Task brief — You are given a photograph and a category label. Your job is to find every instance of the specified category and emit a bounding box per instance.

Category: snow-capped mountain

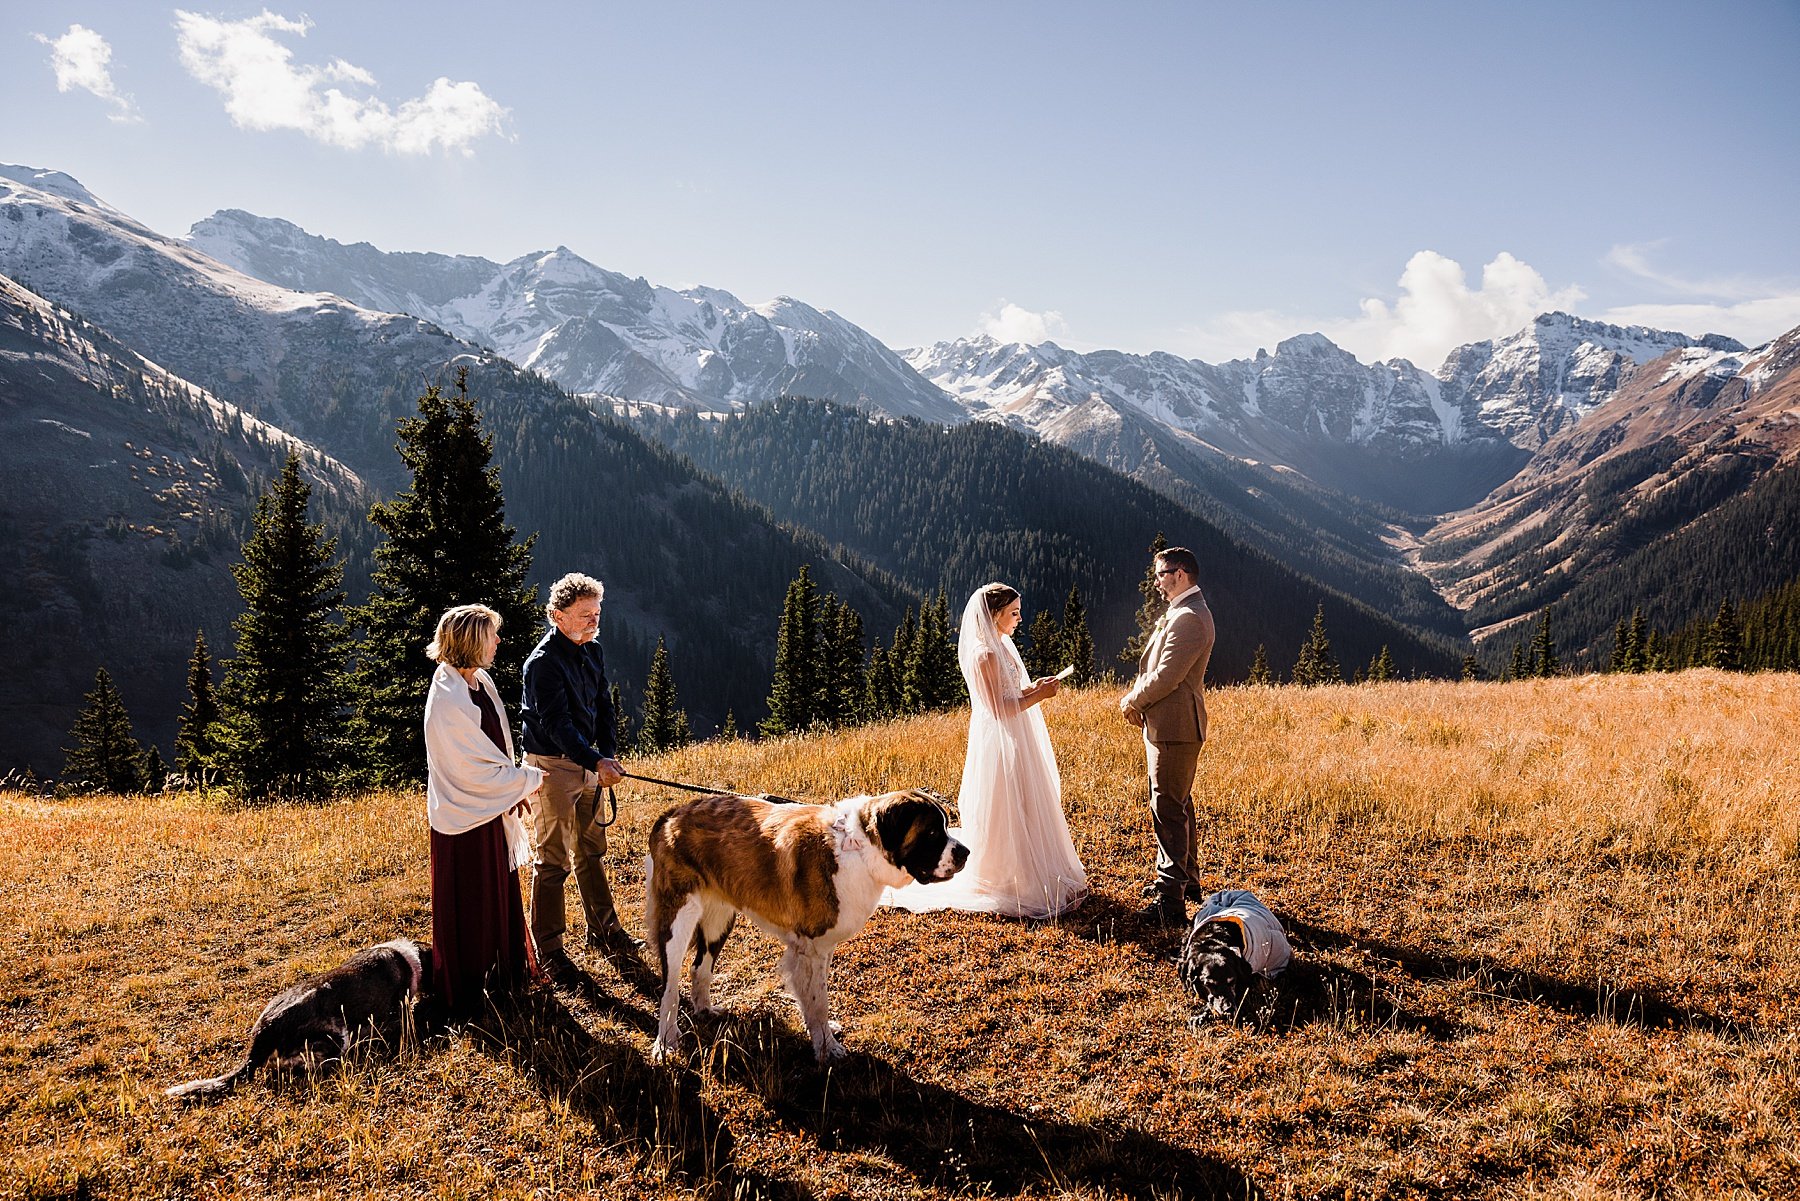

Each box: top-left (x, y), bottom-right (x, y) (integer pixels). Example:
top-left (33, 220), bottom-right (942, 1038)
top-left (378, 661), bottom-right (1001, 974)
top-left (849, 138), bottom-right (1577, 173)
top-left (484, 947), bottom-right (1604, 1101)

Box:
top-left (186, 209), bottom-right (964, 422)
top-left (1436, 312), bottom-right (1747, 449)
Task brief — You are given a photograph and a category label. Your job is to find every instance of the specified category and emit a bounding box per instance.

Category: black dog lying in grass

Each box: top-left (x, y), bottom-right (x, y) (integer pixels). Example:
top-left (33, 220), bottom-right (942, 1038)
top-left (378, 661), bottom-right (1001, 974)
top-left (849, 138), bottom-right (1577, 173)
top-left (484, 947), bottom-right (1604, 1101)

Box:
top-left (1177, 891), bottom-right (1293, 1025)
top-left (165, 938), bottom-right (429, 1101)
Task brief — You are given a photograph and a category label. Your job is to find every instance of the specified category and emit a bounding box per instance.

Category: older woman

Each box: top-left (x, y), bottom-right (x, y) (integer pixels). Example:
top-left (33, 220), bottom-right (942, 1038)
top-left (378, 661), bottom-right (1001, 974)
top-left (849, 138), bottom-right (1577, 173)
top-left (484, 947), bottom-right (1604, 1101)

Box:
top-left (423, 604), bottom-right (544, 1018)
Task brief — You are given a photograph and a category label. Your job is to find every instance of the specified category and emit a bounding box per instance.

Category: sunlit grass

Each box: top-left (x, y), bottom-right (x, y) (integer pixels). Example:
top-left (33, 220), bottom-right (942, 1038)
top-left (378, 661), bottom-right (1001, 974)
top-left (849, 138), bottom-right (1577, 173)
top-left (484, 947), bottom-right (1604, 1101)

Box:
top-left (3, 669), bottom-right (1797, 1198)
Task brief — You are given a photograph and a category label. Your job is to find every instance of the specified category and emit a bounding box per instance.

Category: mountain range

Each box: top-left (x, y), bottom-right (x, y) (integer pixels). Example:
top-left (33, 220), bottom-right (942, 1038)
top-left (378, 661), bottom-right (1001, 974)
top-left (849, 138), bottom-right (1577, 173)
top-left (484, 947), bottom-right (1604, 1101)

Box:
top-left (3, 162), bottom-right (1795, 772)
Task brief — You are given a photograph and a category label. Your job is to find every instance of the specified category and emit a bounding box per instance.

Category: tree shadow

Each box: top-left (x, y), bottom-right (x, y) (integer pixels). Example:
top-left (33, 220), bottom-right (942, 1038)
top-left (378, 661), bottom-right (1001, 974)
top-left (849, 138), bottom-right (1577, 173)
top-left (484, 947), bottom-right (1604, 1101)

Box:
top-left (1284, 914), bottom-right (1749, 1036)
top-left (458, 982), bottom-right (816, 1201)
top-left (692, 1012), bottom-right (1263, 1200)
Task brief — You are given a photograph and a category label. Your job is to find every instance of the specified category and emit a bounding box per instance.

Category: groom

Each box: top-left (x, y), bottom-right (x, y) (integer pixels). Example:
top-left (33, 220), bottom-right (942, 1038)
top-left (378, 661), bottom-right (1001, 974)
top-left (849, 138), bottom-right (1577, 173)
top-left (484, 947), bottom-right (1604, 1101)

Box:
top-left (1118, 546), bottom-right (1215, 926)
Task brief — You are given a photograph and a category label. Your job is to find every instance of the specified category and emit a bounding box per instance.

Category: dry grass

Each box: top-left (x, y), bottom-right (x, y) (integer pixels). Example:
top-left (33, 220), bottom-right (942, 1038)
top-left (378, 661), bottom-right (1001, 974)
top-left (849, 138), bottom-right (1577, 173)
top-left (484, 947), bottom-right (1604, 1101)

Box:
top-left (4, 670), bottom-right (1798, 1199)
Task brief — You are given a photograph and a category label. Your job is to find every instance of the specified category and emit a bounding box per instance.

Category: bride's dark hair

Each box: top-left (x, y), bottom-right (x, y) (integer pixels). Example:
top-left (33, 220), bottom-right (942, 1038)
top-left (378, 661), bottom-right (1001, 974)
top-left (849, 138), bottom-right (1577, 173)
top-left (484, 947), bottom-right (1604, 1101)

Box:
top-left (980, 583), bottom-right (1020, 614)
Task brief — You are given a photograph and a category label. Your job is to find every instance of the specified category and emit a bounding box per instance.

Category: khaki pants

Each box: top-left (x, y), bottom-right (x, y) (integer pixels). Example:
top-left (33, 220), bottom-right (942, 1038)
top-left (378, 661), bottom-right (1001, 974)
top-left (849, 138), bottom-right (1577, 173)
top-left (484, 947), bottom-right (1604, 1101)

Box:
top-left (1146, 736), bottom-right (1201, 902)
top-left (525, 753), bottom-right (623, 953)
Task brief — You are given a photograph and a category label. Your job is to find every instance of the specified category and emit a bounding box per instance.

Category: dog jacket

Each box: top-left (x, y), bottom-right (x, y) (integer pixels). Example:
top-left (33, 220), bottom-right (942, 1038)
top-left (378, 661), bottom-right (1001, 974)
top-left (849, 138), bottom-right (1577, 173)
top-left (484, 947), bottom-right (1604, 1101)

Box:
top-left (1192, 890), bottom-right (1291, 977)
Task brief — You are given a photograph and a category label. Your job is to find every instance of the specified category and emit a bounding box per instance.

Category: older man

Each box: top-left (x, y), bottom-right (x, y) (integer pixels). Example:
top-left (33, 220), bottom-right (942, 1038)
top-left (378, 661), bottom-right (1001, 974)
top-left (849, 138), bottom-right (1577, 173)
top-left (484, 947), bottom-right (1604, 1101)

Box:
top-left (520, 572), bottom-right (640, 971)
top-left (1119, 546), bottom-right (1216, 926)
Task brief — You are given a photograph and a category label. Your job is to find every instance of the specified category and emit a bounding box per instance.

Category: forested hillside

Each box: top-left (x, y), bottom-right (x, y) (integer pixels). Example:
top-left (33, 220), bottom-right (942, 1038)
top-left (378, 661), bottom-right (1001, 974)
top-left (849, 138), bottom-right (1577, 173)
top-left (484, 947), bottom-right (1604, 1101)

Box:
top-left (639, 398), bottom-right (1466, 681)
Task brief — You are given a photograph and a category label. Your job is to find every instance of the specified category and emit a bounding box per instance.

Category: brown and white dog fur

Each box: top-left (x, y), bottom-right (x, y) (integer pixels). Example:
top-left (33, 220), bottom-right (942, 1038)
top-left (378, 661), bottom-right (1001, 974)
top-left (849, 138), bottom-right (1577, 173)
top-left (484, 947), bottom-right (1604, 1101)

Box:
top-left (645, 789), bottom-right (966, 1063)
top-left (165, 938), bottom-right (429, 1100)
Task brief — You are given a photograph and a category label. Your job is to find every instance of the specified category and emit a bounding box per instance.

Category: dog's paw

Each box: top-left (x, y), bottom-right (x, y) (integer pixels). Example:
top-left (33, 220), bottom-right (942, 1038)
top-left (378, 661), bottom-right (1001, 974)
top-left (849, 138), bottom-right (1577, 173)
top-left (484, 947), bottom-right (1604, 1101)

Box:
top-left (650, 1036), bottom-right (683, 1065)
top-left (815, 1035), bottom-right (850, 1063)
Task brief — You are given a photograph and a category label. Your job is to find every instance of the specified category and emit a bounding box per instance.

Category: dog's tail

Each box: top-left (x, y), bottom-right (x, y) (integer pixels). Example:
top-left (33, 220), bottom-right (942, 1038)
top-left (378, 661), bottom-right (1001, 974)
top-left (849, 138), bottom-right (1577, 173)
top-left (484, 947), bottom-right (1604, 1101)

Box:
top-left (164, 1056), bottom-right (254, 1101)
top-left (164, 1008), bottom-right (285, 1102)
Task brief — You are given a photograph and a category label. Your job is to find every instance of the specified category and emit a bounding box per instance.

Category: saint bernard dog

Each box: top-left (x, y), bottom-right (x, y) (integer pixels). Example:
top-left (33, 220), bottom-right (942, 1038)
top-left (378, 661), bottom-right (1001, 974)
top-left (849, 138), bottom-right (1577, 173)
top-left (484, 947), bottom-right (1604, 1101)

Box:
top-left (165, 938), bottom-right (429, 1101)
top-left (645, 789), bottom-right (966, 1063)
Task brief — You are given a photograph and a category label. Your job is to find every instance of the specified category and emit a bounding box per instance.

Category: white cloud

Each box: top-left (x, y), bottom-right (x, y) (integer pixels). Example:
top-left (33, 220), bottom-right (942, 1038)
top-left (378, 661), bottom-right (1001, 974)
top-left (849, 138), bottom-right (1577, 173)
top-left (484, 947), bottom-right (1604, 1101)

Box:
top-left (35, 24), bottom-right (139, 122)
top-left (1182, 251), bottom-right (1586, 370)
top-left (173, 10), bottom-right (507, 155)
top-left (1598, 298), bottom-right (1800, 351)
top-left (978, 301), bottom-right (1068, 346)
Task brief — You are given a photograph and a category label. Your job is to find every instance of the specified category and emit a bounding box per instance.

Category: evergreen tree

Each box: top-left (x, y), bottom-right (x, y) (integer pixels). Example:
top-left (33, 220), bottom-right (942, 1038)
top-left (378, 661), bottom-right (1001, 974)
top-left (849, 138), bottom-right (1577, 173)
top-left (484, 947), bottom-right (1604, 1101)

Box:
top-left (142, 745), bottom-right (170, 792)
top-left (610, 682), bottom-right (632, 753)
top-left (1367, 645), bottom-right (1395, 682)
top-left (718, 710), bottom-right (738, 740)
top-left (1529, 608), bottom-right (1560, 678)
top-left (1248, 644), bottom-right (1274, 685)
top-left (351, 369), bottom-right (537, 783)
top-left (1608, 616), bottom-right (1633, 673)
top-left (1643, 630), bottom-right (1669, 673)
top-left (911, 588), bottom-right (964, 711)
top-left (892, 607), bottom-right (920, 714)
top-left (1507, 640), bottom-right (1530, 681)
top-left (63, 667), bottom-right (147, 794)
top-left (637, 636), bottom-right (692, 753)
top-left (1119, 532), bottom-right (1170, 665)
top-left (865, 638), bottom-right (899, 721)
top-left (762, 566), bottom-right (821, 735)
top-left (1291, 604), bottom-right (1340, 686)
top-left (1059, 585), bottom-right (1098, 685)
top-left (820, 597), bottom-right (865, 727)
top-left (1460, 653), bottom-right (1484, 682)
top-left (173, 629), bottom-right (218, 778)
top-left (1705, 599), bottom-right (1744, 670)
top-left (212, 454), bottom-right (353, 801)
top-left (1624, 609), bottom-right (1650, 673)
top-left (1023, 609), bottom-right (1062, 679)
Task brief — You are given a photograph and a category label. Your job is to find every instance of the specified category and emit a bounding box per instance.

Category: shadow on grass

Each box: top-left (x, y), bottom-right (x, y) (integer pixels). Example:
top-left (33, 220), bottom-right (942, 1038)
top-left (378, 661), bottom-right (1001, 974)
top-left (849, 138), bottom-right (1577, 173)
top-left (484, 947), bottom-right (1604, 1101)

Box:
top-left (459, 976), bottom-right (816, 1201)
top-left (1285, 914), bottom-right (1748, 1036)
top-left (694, 1011), bottom-right (1263, 1201)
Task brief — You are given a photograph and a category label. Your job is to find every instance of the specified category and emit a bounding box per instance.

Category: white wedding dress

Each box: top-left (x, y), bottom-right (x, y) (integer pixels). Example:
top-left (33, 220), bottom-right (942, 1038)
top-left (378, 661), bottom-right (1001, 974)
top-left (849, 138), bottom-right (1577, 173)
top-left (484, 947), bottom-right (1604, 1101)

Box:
top-left (886, 590), bottom-right (1087, 919)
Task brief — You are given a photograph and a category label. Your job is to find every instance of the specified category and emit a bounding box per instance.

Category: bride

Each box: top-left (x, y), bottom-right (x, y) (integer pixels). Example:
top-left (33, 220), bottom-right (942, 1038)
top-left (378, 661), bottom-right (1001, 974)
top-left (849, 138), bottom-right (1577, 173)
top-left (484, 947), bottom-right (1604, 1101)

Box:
top-left (887, 583), bottom-right (1088, 919)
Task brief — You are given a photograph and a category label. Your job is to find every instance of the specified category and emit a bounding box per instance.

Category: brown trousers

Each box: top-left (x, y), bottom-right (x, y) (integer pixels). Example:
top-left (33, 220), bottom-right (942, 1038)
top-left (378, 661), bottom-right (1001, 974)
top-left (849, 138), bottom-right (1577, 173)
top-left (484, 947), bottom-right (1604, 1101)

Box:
top-left (1146, 736), bottom-right (1202, 901)
top-left (524, 753), bottom-right (623, 953)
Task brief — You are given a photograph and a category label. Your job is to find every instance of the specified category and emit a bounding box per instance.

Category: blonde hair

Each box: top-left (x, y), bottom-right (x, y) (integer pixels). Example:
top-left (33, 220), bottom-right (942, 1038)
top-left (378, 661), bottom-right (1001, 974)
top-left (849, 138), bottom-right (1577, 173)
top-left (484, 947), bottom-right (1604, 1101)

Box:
top-left (545, 572), bottom-right (603, 623)
top-left (427, 604), bottom-right (501, 668)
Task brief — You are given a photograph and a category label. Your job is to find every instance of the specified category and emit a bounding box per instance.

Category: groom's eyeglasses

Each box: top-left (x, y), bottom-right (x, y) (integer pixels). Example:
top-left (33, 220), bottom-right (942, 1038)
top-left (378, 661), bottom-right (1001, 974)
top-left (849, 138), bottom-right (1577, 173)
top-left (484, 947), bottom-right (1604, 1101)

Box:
top-left (1155, 568), bottom-right (1180, 576)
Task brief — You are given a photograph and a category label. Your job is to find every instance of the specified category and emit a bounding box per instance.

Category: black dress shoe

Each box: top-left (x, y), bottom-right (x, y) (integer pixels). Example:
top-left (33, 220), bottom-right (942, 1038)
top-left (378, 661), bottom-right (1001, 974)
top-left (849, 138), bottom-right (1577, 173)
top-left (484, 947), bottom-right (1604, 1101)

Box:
top-left (538, 948), bottom-right (582, 985)
top-left (585, 928), bottom-right (646, 957)
top-left (1137, 894), bottom-right (1187, 927)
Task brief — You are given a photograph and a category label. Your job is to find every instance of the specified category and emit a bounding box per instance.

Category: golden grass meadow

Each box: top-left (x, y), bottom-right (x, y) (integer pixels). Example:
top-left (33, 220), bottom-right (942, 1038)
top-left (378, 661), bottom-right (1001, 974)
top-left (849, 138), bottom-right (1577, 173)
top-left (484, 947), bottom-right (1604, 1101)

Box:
top-left (4, 670), bottom-right (1798, 1200)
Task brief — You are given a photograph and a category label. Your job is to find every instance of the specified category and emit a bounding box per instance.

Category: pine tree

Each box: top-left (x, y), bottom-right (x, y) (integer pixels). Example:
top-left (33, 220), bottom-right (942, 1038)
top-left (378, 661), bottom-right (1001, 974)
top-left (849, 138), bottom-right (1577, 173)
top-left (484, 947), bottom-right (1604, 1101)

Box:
top-left (63, 667), bottom-right (147, 793)
top-left (762, 566), bottom-right (821, 735)
top-left (142, 745), bottom-right (170, 792)
top-left (1529, 609), bottom-right (1560, 678)
top-left (1460, 653), bottom-right (1483, 682)
top-left (1705, 599), bottom-right (1743, 670)
top-left (1248, 644), bottom-right (1274, 685)
top-left (865, 638), bottom-right (899, 721)
top-left (1059, 586), bottom-right (1097, 685)
top-left (351, 369), bottom-right (537, 783)
top-left (1291, 604), bottom-right (1340, 686)
top-left (1023, 609), bottom-right (1061, 679)
top-left (892, 607), bottom-right (920, 714)
top-left (911, 589), bottom-right (963, 711)
top-left (637, 636), bottom-right (691, 753)
top-left (1608, 616), bottom-right (1633, 673)
top-left (173, 629), bottom-right (218, 779)
top-left (821, 598), bottom-right (865, 727)
top-left (610, 682), bottom-right (632, 752)
top-left (1367, 645), bottom-right (1395, 682)
top-left (1624, 609), bottom-right (1649, 673)
top-left (212, 454), bottom-right (353, 801)
top-left (718, 710), bottom-right (738, 740)
top-left (1119, 533), bottom-right (1169, 666)
top-left (1507, 640), bottom-right (1530, 681)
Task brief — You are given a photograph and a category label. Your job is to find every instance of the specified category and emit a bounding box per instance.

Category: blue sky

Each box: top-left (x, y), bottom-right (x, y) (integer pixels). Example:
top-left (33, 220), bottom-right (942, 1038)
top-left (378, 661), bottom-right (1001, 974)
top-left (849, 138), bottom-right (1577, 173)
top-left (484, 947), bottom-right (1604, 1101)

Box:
top-left (5, 1), bottom-right (1798, 368)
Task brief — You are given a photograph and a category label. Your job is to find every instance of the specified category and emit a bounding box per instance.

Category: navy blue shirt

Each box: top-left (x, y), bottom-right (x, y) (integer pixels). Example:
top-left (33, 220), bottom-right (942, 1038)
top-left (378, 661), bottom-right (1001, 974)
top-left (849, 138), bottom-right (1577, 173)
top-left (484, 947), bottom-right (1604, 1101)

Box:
top-left (519, 628), bottom-right (617, 770)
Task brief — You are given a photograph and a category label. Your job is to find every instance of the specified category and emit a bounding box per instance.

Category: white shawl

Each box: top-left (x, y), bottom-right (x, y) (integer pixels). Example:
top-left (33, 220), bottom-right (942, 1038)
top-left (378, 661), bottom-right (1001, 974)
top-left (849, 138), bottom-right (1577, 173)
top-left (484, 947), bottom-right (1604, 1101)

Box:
top-left (423, 663), bottom-right (542, 870)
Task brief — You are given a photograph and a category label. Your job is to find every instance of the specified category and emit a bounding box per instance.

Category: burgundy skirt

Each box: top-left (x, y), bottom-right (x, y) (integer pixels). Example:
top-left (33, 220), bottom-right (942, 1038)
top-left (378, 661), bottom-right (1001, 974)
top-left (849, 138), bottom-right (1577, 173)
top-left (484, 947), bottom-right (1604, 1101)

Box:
top-left (430, 817), bottom-right (529, 1017)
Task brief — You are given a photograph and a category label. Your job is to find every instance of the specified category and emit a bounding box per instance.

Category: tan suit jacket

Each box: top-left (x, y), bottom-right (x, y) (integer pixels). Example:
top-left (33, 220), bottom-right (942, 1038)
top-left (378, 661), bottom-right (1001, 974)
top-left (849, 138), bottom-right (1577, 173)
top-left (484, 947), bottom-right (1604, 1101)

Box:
top-left (1123, 592), bottom-right (1214, 745)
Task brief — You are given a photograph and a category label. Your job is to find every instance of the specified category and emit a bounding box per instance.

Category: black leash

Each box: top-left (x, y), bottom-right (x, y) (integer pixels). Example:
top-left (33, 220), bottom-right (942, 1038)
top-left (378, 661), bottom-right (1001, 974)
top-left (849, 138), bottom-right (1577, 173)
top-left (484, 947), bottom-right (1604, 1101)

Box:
top-left (620, 769), bottom-right (734, 795)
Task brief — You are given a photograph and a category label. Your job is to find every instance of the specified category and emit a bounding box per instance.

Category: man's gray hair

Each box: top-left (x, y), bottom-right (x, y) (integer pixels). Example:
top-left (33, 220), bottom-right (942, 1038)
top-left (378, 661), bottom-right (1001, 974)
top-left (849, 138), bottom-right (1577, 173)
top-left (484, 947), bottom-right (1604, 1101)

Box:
top-left (545, 572), bottom-right (604, 621)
